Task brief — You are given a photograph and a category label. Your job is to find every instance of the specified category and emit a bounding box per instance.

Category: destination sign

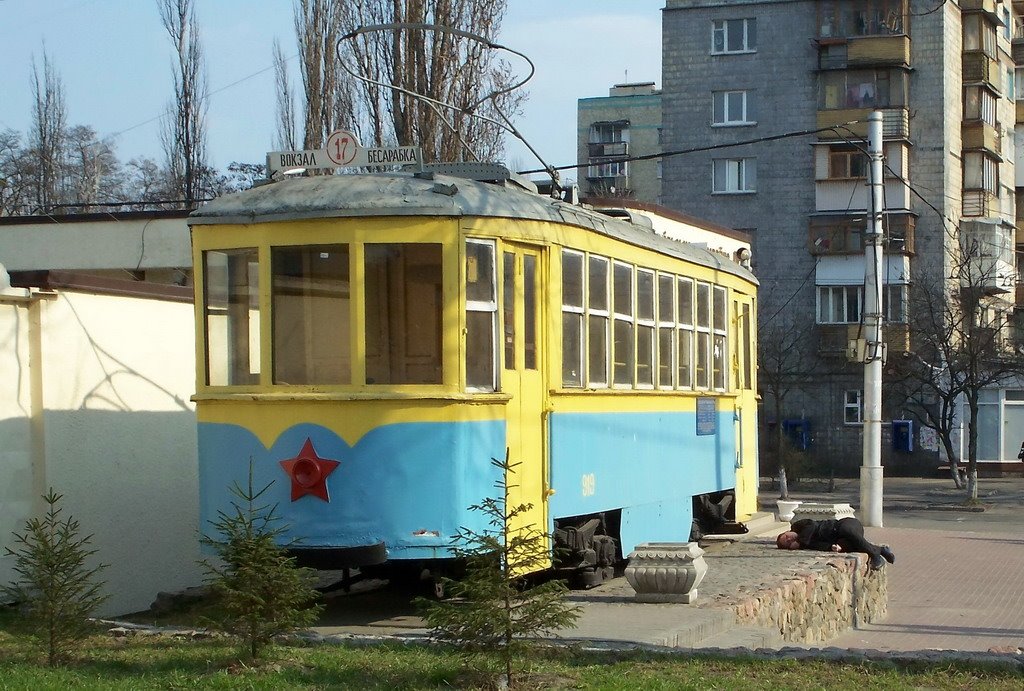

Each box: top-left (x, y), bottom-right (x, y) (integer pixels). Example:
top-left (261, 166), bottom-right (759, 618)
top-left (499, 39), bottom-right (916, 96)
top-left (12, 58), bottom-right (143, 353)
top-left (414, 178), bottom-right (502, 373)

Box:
top-left (267, 130), bottom-right (422, 175)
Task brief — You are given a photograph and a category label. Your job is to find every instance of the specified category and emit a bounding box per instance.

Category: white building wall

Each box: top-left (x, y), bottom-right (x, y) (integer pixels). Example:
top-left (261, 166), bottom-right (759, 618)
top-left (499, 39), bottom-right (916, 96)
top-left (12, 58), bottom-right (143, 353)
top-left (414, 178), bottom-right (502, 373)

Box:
top-left (1, 289), bottom-right (202, 616)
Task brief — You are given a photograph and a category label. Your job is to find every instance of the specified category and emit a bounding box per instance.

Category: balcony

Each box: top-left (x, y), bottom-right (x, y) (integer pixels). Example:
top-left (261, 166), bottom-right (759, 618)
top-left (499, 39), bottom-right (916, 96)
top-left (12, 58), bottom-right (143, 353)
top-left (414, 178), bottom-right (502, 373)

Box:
top-left (960, 220), bottom-right (1016, 294)
top-left (816, 323), bottom-right (910, 357)
top-left (847, 35), bottom-right (911, 67)
top-left (817, 107), bottom-right (909, 139)
top-left (815, 179), bottom-right (912, 213)
top-left (962, 121), bottom-right (1003, 158)
top-left (961, 0), bottom-right (1001, 21)
top-left (588, 142), bottom-right (629, 158)
top-left (963, 190), bottom-right (1001, 218)
top-left (962, 53), bottom-right (1001, 93)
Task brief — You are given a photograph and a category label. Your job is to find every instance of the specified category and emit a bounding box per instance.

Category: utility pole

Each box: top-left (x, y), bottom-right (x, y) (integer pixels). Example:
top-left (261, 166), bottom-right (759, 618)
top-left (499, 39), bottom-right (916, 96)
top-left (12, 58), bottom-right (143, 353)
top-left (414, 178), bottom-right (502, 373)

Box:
top-left (861, 111), bottom-right (884, 527)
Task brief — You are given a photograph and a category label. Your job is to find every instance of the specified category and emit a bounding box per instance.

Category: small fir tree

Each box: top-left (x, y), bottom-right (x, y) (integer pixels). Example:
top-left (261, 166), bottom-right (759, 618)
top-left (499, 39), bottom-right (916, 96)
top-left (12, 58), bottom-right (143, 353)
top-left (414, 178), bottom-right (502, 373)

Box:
top-left (2, 488), bottom-right (108, 667)
top-left (419, 450), bottom-right (581, 687)
top-left (200, 463), bottom-right (322, 661)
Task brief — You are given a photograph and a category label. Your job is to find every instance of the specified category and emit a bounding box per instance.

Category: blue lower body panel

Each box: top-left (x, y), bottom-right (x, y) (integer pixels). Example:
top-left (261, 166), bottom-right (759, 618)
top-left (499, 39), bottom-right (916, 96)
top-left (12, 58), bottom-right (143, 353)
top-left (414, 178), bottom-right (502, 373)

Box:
top-left (548, 410), bottom-right (736, 553)
top-left (197, 420), bottom-right (504, 562)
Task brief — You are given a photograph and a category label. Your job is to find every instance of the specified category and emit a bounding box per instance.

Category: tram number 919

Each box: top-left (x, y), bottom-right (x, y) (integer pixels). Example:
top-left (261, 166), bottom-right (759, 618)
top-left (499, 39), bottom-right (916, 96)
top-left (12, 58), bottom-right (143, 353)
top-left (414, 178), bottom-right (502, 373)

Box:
top-left (581, 473), bottom-right (596, 497)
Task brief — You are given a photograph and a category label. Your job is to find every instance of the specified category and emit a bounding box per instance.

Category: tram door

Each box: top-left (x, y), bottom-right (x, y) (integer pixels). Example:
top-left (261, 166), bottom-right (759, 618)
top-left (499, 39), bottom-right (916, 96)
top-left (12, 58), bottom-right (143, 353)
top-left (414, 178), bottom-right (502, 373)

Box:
top-left (501, 244), bottom-right (548, 544)
top-left (733, 296), bottom-right (759, 519)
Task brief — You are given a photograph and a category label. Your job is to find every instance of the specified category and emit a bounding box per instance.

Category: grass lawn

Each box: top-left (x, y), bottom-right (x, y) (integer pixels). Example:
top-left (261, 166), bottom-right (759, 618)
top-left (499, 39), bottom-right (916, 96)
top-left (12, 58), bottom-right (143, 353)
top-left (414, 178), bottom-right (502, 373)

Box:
top-left (2, 614), bottom-right (1023, 691)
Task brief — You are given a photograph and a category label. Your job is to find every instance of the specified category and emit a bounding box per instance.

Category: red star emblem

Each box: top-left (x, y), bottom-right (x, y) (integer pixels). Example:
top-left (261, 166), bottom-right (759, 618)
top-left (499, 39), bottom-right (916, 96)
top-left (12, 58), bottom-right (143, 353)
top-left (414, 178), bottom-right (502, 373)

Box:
top-left (279, 438), bottom-right (340, 502)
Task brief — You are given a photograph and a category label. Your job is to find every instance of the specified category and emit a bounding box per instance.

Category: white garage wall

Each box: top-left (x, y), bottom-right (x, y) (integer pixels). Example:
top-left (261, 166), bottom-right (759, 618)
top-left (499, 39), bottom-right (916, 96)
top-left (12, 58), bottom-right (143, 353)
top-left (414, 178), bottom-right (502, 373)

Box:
top-left (1, 289), bottom-right (202, 616)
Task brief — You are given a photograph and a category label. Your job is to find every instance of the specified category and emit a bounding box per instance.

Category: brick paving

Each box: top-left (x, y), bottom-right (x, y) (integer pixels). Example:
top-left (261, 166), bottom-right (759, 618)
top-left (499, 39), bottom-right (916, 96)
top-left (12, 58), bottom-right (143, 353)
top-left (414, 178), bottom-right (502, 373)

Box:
top-left (825, 526), bottom-right (1024, 652)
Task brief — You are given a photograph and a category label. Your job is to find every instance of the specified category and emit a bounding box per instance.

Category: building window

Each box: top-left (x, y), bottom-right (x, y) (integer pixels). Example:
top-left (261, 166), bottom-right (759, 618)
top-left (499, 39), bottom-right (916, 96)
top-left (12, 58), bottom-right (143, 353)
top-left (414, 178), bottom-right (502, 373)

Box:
top-left (587, 159), bottom-right (628, 179)
top-left (1003, 7), bottom-right (1012, 40)
top-left (964, 86), bottom-right (998, 124)
top-left (712, 90), bottom-right (755, 125)
top-left (818, 285), bottom-right (862, 324)
top-left (590, 121), bottom-right (629, 144)
top-left (819, 69), bottom-right (908, 110)
top-left (844, 389), bottom-right (863, 424)
top-left (828, 147), bottom-right (869, 179)
top-left (712, 18), bottom-right (756, 54)
top-left (817, 284), bottom-right (906, 324)
top-left (712, 158), bottom-right (756, 193)
top-left (963, 152), bottom-right (999, 193)
top-left (964, 14), bottom-right (997, 56)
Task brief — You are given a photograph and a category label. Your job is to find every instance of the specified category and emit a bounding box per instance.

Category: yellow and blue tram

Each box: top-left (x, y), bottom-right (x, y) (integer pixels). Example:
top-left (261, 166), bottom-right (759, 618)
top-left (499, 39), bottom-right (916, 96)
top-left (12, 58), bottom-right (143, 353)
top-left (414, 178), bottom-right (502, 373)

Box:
top-left (189, 165), bottom-right (759, 583)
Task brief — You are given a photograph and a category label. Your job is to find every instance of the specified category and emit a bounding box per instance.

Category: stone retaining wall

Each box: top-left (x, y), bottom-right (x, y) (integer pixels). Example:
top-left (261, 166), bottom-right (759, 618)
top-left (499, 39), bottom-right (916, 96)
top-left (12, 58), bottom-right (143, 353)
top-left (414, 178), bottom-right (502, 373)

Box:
top-left (730, 554), bottom-right (887, 644)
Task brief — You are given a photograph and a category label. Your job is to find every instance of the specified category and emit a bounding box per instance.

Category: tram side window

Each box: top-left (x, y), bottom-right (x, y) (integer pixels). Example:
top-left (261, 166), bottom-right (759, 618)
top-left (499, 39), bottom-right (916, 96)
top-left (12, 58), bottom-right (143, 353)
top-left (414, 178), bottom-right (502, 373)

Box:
top-left (588, 255), bottom-right (610, 387)
top-left (636, 269), bottom-right (655, 388)
top-left (742, 301), bottom-right (754, 389)
top-left (657, 273), bottom-right (675, 388)
top-left (561, 250), bottom-right (584, 387)
top-left (466, 239), bottom-right (497, 391)
top-left (613, 261), bottom-right (635, 387)
top-left (677, 277), bottom-right (694, 389)
top-left (204, 248), bottom-right (260, 386)
top-left (365, 243), bottom-right (443, 385)
top-left (695, 281), bottom-right (712, 389)
top-left (713, 286), bottom-right (728, 390)
top-left (272, 245), bottom-right (351, 385)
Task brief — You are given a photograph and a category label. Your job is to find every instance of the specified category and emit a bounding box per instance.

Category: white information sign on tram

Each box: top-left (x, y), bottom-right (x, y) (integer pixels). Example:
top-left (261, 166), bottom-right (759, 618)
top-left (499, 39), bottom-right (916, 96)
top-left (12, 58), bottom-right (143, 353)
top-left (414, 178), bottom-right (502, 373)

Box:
top-left (267, 130), bottom-right (421, 175)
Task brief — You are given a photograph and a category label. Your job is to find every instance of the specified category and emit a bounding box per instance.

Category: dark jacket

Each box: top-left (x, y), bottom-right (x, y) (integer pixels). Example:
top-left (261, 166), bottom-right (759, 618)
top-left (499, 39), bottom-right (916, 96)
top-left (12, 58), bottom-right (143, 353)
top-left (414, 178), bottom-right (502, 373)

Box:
top-left (791, 518), bottom-right (840, 552)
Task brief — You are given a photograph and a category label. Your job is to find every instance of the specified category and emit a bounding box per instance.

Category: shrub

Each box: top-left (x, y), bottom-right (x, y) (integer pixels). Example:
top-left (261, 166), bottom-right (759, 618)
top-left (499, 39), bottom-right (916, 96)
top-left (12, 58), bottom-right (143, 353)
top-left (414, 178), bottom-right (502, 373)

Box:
top-left (2, 488), bottom-right (108, 666)
top-left (200, 463), bottom-right (322, 661)
top-left (418, 450), bottom-right (580, 687)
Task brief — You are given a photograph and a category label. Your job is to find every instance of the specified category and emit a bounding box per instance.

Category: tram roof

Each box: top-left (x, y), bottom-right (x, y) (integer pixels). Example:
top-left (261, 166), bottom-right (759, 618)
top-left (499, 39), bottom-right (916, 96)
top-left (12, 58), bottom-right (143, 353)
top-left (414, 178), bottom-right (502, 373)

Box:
top-left (190, 172), bottom-right (756, 284)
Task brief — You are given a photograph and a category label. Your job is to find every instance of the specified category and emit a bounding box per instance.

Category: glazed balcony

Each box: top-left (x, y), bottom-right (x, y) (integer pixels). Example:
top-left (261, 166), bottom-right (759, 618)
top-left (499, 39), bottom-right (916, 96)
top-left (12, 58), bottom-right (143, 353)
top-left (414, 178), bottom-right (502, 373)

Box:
top-left (817, 35), bottom-right (911, 69)
top-left (962, 121), bottom-right (1003, 158)
top-left (817, 107), bottom-right (909, 139)
top-left (816, 323), bottom-right (911, 358)
top-left (963, 52), bottom-right (1002, 93)
top-left (808, 215), bottom-right (915, 255)
top-left (961, 0), bottom-right (1001, 21)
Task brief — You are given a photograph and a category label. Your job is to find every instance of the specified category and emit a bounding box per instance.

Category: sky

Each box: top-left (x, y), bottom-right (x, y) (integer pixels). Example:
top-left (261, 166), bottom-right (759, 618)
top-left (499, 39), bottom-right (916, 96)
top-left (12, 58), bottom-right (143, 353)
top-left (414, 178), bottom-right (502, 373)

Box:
top-left (0, 1), bottom-right (664, 184)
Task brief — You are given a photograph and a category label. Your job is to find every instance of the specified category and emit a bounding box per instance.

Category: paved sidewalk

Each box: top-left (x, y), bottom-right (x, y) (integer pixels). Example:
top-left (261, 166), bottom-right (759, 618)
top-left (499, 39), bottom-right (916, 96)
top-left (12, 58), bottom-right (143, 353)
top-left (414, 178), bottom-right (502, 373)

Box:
top-left (826, 526), bottom-right (1024, 652)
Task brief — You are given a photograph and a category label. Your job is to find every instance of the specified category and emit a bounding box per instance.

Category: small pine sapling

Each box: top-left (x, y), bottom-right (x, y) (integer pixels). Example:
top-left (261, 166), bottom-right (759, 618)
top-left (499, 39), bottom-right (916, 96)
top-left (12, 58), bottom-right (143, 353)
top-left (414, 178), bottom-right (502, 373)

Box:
top-left (2, 488), bottom-right (109, 667)
top-left (419, 450), bottom-right (581, 687)
top-left (200, 462), bottom-right (322, 661)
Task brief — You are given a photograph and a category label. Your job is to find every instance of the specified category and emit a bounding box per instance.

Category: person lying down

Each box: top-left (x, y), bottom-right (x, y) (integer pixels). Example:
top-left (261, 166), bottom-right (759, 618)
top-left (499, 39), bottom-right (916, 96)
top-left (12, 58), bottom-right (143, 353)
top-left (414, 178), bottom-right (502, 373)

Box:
top-left (776, 516), bottom-right (894, 570)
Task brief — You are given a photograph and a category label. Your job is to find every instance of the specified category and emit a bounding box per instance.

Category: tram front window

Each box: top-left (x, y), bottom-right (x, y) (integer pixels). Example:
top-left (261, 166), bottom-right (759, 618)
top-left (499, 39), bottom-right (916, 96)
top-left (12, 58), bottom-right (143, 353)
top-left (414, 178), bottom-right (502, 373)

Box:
top-left (365, 243), bottom-right (443, 384)
top-left (272, 245), bottom-right (351, 385)
top-left (204, 248), bottom-right (259, 386)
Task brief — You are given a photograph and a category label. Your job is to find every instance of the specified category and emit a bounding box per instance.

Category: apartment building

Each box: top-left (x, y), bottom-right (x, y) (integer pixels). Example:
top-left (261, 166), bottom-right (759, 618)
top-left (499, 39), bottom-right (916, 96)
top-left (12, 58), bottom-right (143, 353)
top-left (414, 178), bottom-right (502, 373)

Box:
top-left (577, 82), bottom-right (663, 203)
top-left (662, 0), bottom-right (1024, 472)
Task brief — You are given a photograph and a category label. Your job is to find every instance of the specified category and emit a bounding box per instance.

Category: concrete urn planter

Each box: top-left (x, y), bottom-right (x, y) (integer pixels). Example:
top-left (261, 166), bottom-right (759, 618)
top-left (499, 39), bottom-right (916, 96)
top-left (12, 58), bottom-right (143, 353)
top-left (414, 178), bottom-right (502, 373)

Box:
top-left (776, 500), bottom-right (802, 522)
top-left (624, 542), bottom-right (707, 604)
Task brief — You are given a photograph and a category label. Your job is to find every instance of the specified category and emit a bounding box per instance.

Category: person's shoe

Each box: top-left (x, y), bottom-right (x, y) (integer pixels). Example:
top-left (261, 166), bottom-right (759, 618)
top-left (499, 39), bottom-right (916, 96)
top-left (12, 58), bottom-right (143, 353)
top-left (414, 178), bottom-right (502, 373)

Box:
top-left (880, 545), bottom-right (895, 564)
top-left (870, 553), bottom-right (886, 570)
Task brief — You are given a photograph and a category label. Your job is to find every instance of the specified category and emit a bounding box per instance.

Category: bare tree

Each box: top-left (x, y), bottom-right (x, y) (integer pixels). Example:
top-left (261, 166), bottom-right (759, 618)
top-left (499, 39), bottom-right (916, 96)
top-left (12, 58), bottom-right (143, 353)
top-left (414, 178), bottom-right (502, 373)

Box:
top-left (158, 0), bottom-right (209, 206)
top-left (281, 1), bottom-right (525, 164)
top-left (758, 311), bottom-right (816, 499)
top-left (63, 125), bottom-right (124, 210)
top-left (273, 39), bottom-right (298, 151)
top-left (293, 0), bottom-right (354, 151)
top-left (29, 50), bottom-right (67, 212)
top-left (0, 129), bottom-right (33, 216)
top-left (900, 226), bottom-right (1024, 498)
top-left (124, 156), bottom-right (170, 209)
